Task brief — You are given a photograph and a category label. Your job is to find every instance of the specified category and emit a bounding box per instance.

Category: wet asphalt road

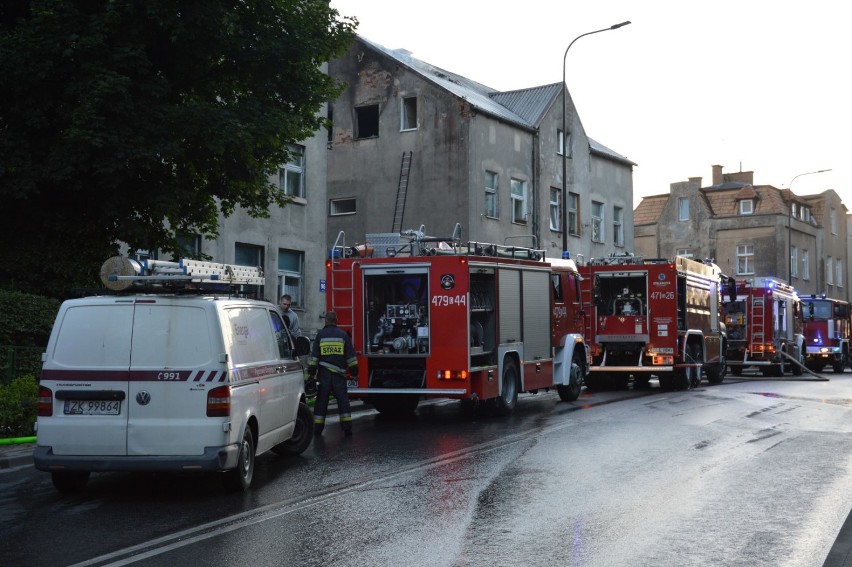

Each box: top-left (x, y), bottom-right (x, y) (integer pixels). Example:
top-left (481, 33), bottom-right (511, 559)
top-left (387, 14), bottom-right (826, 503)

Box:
top-left (1, 373), bottom-right (850, 567)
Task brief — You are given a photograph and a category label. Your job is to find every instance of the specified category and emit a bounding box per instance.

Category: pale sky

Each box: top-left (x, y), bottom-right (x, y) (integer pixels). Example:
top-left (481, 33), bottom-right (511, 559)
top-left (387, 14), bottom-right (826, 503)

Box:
top-left (330, 0), bottom-right (851, 209)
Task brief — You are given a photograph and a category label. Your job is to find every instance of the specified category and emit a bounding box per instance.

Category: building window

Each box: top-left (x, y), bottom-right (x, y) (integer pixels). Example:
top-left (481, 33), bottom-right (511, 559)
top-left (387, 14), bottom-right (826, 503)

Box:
top-left (613, 206), bottom-right (624, 247)
top-left (838, 260), bottom-right (844, 288)
top-left (510, 179), bottom-right (528, 224)
top-left (550, 188), bottom-right (561, 231)
top-left (800, 206), bottom-right (810, 222)
top-left (791, 245), bottom-right (798, 278)
top-left (736, 244), bottom-right (754, 275)
top-left (676, 248), bottom-right (693, 258)
top-left (568, 192), bottom-right (579, 236)
top-left (830, 208), bottom-right (837, 234)
top-left (591, 201), bottom-right (604, 243)
top-left (278, 249), bottom-right (304, 308)
top-left (485, 171), bottom-right (498, 218)
top-left (791, 203), bottom-right (797, 218)
top-left (678, 197), bottom-right (689, 221)
top-left (329, 198), bottom-right (356, 216)
top-left (278, 145), bottom-right (305, 198)
top-left (355, 104), bottom-right (379, 139)
top-left (235, 243), bottom-right (264, 299)
top-left (802, 249), bottom-right (810, 280)
top-left (827, 256), bottom-right (834, 285)
top-left (172, 234), bottom-right (201, 260)
top-left (557, 129), bottom-right (571, 157)
top-left (401, 96), bottom-right (417, 131)
top-left (739, 199), bottom-right (754, 215)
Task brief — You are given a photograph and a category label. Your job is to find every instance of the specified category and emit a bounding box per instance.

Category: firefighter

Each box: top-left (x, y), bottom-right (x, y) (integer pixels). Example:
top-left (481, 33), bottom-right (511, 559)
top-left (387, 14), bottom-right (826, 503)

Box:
top-left (307, 311), bottom-right (358, 436)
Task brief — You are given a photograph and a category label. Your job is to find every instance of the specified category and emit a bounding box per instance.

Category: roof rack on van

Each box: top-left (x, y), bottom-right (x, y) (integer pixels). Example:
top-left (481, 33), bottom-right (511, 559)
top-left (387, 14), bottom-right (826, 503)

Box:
top-left (100, 256), bottom-right (265, 292)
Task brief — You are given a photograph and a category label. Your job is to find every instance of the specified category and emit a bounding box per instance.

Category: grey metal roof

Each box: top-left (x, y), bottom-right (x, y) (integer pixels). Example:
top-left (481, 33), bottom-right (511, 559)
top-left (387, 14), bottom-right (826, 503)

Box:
top-left (489, 83), bottom-right (561, 127)
top-left (358, 36), bottom-right (535, 131)
top-left (589, 138), bottom-right (636, 167)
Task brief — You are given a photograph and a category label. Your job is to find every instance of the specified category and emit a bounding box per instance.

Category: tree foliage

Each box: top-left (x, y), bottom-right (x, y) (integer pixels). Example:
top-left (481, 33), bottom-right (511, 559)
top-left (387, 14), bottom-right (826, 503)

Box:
top-left (0, 0), bottom-right (356, 297)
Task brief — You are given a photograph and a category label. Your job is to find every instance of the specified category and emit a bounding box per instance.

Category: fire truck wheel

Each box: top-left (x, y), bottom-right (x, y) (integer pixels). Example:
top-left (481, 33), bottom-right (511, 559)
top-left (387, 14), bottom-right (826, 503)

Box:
top-left (223, 426), bottom-right (255, 492)
top-left (273, 402), bottom-right (314, 456)
top-left (706, 348), bottom-right (726, 384)
top-left (556, 361), bottom-right (582, 402)
top-left (495, 359), bottom-right (519, 415)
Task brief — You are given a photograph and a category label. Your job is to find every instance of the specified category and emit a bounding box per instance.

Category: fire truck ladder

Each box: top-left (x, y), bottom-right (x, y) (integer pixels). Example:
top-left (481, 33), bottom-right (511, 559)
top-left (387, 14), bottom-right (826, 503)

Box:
top-left (328, 230), bottom-right (355, 337)
top-left (391, 151), bottom-right (413, 233)
top-left (748, 297), bottom-right (766, 364)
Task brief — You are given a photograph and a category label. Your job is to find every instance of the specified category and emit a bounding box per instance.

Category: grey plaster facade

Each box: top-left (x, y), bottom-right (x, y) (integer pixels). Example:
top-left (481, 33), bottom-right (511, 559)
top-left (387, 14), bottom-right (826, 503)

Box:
top-left (634, 165), bottom-right (849, 302)
top-left (325, 36), bottom-right (635, 262)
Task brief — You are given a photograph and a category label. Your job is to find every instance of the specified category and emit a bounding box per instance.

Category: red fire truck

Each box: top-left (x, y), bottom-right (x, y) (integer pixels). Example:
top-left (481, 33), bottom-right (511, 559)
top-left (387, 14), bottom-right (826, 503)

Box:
top-left (800, 295), bottom-right (851, 373)
top-left (579, 254), bottom-right (726, 390)
top-left (721, 277), bottom-right (805, 376)
top-left (325, 226), bottom-right (589, 415)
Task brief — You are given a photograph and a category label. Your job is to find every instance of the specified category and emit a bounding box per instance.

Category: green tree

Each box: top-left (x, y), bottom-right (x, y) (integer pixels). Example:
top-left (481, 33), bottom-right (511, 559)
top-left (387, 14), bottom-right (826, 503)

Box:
top-left (0, 0), bottom-right (356, 297)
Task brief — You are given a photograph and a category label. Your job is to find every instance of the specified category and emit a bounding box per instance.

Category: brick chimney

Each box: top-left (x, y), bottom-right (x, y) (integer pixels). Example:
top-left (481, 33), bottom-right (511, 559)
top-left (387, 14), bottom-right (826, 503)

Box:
top-left (712, 165), bottom-right (724, 186)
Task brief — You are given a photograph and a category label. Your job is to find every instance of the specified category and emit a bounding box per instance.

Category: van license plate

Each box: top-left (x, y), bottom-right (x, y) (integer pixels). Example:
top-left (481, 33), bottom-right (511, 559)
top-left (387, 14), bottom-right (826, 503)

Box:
top-left (64, 400), bottom-right (121, 415)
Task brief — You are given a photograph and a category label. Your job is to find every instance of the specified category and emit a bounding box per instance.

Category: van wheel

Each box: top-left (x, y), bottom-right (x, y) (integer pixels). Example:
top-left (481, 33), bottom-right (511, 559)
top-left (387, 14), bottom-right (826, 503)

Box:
top-left (52, 471), bottom-right (89, 492)
top-left (273, 402), bottom-right (314, 456)
top-left (223, 427), bottom-right (255, 492)
top-left (495, 358), bottom-right (518, 415)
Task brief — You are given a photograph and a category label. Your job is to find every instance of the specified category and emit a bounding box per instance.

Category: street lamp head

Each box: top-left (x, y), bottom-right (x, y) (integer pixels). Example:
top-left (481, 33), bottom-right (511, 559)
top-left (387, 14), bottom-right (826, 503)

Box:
top-left (611, 21), bottom-right (632, 29)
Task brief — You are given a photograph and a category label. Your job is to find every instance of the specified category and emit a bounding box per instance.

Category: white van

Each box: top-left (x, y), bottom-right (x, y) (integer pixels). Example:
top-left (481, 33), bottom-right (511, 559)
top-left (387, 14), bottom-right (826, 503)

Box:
top-left (34, 257), bottom-right (313, 492)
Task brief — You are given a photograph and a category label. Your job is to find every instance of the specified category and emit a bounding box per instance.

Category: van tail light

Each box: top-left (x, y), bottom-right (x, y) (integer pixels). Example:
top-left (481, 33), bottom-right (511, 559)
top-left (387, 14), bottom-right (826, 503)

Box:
top-left (207, 385), bottom-right (231, 417)
top-left (38, 386), bottom-right (53, 417)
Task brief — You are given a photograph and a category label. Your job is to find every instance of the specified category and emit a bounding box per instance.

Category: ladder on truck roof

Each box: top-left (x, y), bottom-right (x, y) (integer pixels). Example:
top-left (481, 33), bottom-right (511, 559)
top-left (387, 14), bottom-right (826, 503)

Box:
top-left (99, 256), bottom-right (265, 292)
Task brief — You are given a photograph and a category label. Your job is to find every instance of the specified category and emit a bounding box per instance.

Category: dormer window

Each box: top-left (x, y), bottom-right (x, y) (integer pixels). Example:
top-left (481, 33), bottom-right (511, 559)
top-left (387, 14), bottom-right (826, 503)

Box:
top-left (739, 199), bottom-right (754, 215)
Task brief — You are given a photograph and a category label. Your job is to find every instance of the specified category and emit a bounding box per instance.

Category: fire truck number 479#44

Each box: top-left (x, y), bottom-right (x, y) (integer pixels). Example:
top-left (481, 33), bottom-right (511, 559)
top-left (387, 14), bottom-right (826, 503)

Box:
top-left (326, 224), bottom-right (589, 416)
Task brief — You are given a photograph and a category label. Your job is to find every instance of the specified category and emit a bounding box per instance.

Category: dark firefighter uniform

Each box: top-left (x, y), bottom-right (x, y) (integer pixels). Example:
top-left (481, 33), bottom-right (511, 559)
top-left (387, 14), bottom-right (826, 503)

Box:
top-left (307, 311), bottom-right (358, 435)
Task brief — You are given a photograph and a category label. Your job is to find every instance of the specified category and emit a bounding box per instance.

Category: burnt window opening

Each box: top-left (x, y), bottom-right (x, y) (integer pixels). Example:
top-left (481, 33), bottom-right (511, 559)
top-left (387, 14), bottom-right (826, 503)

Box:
top-left (355, 104), bottom-right (379, 139)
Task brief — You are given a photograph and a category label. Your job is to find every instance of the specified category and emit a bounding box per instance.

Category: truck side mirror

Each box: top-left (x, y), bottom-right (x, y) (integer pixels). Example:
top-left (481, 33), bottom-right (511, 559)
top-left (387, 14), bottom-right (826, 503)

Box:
top-left (808, 302), bottom-right (814, 320)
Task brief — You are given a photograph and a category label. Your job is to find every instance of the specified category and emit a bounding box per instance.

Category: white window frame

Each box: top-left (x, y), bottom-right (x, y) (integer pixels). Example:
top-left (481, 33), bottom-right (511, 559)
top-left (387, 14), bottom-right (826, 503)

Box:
top-left (510, 178), bottom-right (528, 224)
top-left (830, 208), bottom-right (837, 234)
top-left (791, 245), bottom-right (798, 278)
top-left (827, 256), bottom-right (834, 285)
top-left (568, 192), bottom-right (579, 236)
top-left (485, 171), bottom-right (498, 218)
top-left (557, 129), bottom-right (571, 157)
top-left (277, 249), bottom-right (304, 308)
top-left (739, 199), bottom-right (754, 215)
top-left (676, 248), bottom-right (693, 258)
top-left (591, 201), bottom-right (604, 243)
top-left (329, 197), bottom-right (356, 216)
top-left (678, 197), bottom-right (689, 221)
top-left (278, 145), bottom-right (305, 199)
top-left (400, 96), bottom-right (417, 131)
top-left (736, 244), bottom-right (754, 275)
top-left (550, 187), bottom-right (561, 231)
top-left (613, 206), bottom-right (624, 247)
top-left (838, 260), bottom-right (844, 288)
top-left (802, 249), bottom-right (810, 280)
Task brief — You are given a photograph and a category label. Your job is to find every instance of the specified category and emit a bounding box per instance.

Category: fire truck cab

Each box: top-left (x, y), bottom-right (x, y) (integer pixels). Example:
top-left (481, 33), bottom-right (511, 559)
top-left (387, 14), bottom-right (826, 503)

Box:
top-left (579, 254), bottom-right (726, 391)
top-left (801, 295), bottom-right (851, 373)
top-left (722, 277), bottom-right (805, 376)
top-left (326, 226), bottom-right (589, 415)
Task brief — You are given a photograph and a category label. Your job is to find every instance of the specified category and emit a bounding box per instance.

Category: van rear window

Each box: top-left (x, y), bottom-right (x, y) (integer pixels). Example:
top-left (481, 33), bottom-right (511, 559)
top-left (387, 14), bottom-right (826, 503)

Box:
top-left (53, 305), bottom-right (134, 368)
top-left (131, 305), bottom-right (214, 367)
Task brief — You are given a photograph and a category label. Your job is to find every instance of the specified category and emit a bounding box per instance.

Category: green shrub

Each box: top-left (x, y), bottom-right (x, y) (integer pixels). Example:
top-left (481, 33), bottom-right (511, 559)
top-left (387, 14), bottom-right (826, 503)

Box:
top-left (0, 375), bottom-right (38, 437)
top-left (0, 290), bottom-right (60, 347)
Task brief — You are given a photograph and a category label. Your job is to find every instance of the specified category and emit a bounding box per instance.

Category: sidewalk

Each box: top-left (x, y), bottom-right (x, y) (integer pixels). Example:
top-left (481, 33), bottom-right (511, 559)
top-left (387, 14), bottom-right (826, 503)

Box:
top-left (0, 441), bottom-right (35, 470)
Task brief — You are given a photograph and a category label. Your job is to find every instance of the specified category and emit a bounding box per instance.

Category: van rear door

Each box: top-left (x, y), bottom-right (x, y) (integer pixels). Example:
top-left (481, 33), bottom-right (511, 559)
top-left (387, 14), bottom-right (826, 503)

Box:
top-left (40, 300), bottom-right (134, 456)
top-left (127, 299), bottom-right (221, 456)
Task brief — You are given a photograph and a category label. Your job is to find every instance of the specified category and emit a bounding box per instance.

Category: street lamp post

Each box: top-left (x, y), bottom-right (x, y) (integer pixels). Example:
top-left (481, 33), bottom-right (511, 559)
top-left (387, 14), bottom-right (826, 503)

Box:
top-left (787, 169), bottom-right (831, 284)
top-left (561, 21), bottom-right (631, 256)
